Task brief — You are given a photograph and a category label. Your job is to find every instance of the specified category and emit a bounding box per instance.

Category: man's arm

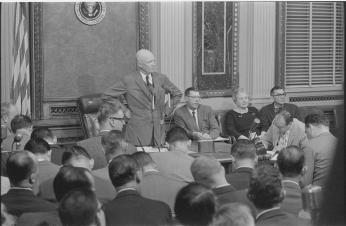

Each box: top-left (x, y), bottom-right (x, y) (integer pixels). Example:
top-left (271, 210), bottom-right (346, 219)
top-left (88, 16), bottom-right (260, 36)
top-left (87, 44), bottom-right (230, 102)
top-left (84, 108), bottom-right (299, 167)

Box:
top-left (173, 110), bottom-right (194, 138)
top-left (161, 75), bottom-right (183, 116)
top-left (261, 124), bottom-right (274, 149)
top-left (102, 78), bottom-right (127, 104)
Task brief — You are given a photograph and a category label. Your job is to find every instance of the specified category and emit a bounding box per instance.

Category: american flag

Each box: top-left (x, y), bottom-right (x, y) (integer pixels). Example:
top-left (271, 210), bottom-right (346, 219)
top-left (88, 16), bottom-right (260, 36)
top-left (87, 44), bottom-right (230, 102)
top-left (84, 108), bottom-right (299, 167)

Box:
top-left (11, 2), bottom-right (30, 116)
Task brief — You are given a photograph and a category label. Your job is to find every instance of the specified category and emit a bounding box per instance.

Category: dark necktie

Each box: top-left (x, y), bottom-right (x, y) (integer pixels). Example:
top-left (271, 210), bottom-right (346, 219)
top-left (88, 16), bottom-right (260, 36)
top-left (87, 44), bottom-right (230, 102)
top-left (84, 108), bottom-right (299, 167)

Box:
top-left (192, 110), bottom-right (198, 127)
top-left (146, 75), bottom-right (151, 87)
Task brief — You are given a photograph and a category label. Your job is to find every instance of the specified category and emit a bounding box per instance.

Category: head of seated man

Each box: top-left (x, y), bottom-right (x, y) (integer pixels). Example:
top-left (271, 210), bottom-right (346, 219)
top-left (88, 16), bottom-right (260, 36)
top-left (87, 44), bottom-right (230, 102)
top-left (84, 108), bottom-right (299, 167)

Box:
top-left (174, 182), bottom-right (216, 226)
top-left (185, 87), bottom-right (201, 111)
top-left (31, 127), bottom-right (57, 145)
top-left (61, 146), bottom-right (95, 170)
top-left (273, 110), bottom-right (294, 137)
top-left (212, 202), bottom-right (255, 226)
top-left (270, 86), bottom-right (287, 107)
top-left (165, 127), bottom-right (191, 152)
top-left (10, 115), bottom-right (33, 136)
top-left (304, 112), bottom-right (330, 140)
top-left (53, 165), bottom-right (95, 202)
top-left (97, 101), bottom-right (125, 132)
top-left (58, 188), bottom-right (105, 226)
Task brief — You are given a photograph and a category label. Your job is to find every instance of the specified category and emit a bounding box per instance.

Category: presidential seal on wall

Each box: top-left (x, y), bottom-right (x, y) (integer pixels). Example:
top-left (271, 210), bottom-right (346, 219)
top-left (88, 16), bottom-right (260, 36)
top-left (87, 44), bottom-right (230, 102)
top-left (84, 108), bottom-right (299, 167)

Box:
top-left (75, 2), bottom-right (106, 25)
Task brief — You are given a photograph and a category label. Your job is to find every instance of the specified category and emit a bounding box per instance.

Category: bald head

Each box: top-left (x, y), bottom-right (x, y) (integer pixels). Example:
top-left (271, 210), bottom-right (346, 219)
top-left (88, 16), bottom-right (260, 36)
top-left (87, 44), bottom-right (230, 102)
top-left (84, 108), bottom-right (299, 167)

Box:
top-left (6, 151), bottom-right (37, 186)
top-left (136, 49), bottom-right (156, 74)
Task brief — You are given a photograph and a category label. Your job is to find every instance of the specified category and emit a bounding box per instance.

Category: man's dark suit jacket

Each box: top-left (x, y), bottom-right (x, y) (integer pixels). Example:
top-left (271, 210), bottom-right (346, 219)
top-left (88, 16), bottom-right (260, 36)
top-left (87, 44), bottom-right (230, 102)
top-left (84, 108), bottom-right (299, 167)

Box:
top-left (256, 208), bottom-right (307, 226)
top-left (17, 210), bottom-right (62, 226)
top-left (1, 188), bottom-right (57, 217)
top-left (260, 103), bottom-right (301, 132)
top-left (103, 189), bottom-right (172, 226)
top-left (281, 180), bottom-right (303, 216)
top-left (225, 167), bottom-right (253, 190)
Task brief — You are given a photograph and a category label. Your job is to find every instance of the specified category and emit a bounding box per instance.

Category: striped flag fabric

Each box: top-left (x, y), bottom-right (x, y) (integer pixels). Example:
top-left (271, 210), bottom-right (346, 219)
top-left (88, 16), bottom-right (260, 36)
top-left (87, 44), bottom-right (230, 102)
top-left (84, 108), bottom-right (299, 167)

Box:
top-left (11, 2), bottom-right (31, 116)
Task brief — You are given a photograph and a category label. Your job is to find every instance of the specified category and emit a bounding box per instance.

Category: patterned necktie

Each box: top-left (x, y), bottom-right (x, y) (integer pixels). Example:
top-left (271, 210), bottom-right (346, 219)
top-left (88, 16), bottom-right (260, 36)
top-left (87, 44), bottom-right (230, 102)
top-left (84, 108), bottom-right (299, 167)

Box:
top-left (192, 110), bottom-right (198, 127)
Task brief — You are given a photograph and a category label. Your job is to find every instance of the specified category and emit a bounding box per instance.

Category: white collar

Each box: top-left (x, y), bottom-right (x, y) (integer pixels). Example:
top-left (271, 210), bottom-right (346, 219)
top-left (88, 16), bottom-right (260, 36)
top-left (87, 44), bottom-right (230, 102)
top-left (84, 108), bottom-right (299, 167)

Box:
top-left (10, 187), bottom-right (32, 191)
top-left (214, 183), bottom-right (230, 189)
top-left (256, 207), bottom-right (280, 219)
top-left (117, 187), bottom-right (137, 194)
top-left (282, 179), bottom-right (300, 187)
top-left (139, 71), bottom-right (152, 84)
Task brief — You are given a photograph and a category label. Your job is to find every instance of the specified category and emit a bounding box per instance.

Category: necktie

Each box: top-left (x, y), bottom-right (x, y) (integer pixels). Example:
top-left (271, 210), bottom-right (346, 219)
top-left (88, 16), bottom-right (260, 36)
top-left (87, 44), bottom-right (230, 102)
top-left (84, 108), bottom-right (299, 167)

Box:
top-left (192, 110), bottom-right (198, 127)
top-left (146, 75), bottom-right (151, 87)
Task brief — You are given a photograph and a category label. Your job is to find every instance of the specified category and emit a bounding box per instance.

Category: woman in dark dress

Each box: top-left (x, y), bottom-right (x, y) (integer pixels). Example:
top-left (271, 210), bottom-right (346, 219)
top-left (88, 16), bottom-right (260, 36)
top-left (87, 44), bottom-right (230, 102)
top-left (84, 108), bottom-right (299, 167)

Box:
top-left (225, 89), bottom-right (261, 140)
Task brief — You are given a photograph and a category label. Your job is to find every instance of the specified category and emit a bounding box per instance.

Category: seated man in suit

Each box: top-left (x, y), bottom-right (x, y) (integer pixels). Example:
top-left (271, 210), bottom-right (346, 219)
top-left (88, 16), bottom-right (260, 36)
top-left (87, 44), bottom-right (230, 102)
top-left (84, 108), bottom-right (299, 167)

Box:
top-left (150, 127), bottom-right (195, 183)
top-left (226, 140), bottom-right (258, 190)
top-left (247, 165), bottom-right (306, 226)
top-left (1, 151), bottom-right (56, 217)
top-left (2, 115), bottom-right (33, 152)
top-left (103, 154), bottom-right (172, 226)
top-left (212, 203), bottom-right (255, 226)
top-left (305, 113), bottom-right (338, 188)
top-left (59, 188), bottom-right (105, 226)
top-left (174, 183), bottom-right (216, 226)
top-left (260, 86), bottom-right (301, 133)
top-left (31, 127), bottom-right (65, 165)
top-left (277, 145), bottom-right (305, 216)
top-left (77, 101), bottom-right (126, 170)
top-left (24, 138), bottom-right (60, 195)
top-left (174, 87), bottom-right (220, 141)
top-left (132, 151), bottom-right (188, 212)
top-left (17, 165), bottom-right (99, 226)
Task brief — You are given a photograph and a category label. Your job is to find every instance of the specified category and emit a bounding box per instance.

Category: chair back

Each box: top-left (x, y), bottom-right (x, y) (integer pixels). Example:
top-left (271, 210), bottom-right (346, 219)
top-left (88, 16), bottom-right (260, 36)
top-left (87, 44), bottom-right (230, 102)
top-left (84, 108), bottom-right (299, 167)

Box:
top-left (77, 93), bottom-right (103, 138)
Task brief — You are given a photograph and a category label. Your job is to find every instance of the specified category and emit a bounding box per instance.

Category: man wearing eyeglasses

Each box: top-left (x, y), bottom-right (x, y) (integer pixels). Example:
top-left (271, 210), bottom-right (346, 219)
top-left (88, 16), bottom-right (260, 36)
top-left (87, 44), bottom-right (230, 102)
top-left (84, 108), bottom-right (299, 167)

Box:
top-left (174, 87), bottom-right (220, 141)
top-left (260, 86), bottom-right (301, 133)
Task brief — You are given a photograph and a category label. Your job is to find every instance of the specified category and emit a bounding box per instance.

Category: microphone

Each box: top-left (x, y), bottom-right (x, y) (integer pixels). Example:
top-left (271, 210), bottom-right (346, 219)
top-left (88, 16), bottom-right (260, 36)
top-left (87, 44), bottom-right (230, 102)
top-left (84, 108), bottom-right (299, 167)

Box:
top-left (137, 137), bottom-right (145, 152)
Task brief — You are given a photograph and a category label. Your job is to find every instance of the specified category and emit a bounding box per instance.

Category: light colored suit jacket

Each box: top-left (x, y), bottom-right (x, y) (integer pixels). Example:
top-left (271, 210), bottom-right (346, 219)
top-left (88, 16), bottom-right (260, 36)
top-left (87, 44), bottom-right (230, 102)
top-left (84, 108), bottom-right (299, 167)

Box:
top-left (102, 72), bottom-right (182, 146)
top-left (174, 104), bottom-right (220, 139)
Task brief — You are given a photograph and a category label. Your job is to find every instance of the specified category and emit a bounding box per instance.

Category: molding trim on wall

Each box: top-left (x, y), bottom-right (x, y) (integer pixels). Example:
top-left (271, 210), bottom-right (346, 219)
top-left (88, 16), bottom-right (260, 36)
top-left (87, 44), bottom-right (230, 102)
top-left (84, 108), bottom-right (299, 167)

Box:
top-left (275, 2), bottom-right (285, 86)
top-left (289, 95), bottom-right (344, 103)
top-left (138, 2), bottom-right (150, 50)
top-left (30, 3), bottom-right (44, 120)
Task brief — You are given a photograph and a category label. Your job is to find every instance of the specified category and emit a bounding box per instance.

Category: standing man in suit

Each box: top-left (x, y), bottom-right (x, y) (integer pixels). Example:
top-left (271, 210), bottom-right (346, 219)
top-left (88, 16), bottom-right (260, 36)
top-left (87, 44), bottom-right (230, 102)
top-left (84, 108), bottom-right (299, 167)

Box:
top-left (226, 140), bottom-right (257, 190)
top-left (102, 49), bottom-right (182, 146)
top-left (174, 87), bottom-right (220, 140)
top-left (104, 154), bottom-right (172, 226)
top-left (305, 113), bottom-right (338, 187)
top-left (1, 151), bottom-right (56, 217)
top-left (277, 146), bottom-right (305, 216)
top-left (260, 86), bottom-right (301, 133)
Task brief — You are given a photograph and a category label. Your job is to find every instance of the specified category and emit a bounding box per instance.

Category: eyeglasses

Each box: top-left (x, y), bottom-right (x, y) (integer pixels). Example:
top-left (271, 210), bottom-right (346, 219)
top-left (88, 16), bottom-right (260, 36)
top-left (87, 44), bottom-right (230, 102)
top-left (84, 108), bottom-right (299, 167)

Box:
top-left (272, 93), bottom-right (286, 97)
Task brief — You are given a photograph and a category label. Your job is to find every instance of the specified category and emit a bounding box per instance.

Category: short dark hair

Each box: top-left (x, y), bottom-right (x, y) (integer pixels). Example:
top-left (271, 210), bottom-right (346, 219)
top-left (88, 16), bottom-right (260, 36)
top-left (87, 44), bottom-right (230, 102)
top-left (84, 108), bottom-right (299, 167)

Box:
top-left (61, 146), bottom-right (92, 165)
top-left (277, 145), bottom-right (305, 177)
top-left (184, 87), bottom-right (199, 97)
top-left (247, 165), bottom-right (283, 209)
top-left (6, 151), bottom-right (36, 185)
top-left (231, 140), bottom-right (257, 160)
top-left (165, 127), bottom-right (189, 144)
top-left (175, 183), bottom-right (216, 226)
top-left (97, 101), bottom-right (123, 124)
top-left (212, 203), bottom-right (254, 226)
top-left (277, 110), bottom-right (293, 125)
top-left (305, 113), bottom-right (329, 127)
top-left (101, 130), bottom-right (126, 158)
top-left (53, 166), bottom-right (94, 201)
top-left (108, 154), bottom-right (138, 188)
top-left (270, 86), bottom-right (284, 96)
top-left (24, 138), bottom-right (51, 155)
top-left (131, 152), bottom-right (155, 169)
top-left (10, 115), bottom-right (32, 133)
top-left (31, 127), bottom-right (54, 140)
top-left (59, 188), bottom-right (98, 226)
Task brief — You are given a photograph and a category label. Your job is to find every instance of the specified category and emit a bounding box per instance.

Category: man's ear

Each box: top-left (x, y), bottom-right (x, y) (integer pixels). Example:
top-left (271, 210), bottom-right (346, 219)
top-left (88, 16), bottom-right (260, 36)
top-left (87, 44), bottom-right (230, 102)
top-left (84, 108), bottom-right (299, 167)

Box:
top-left (89, 159), bottom-right (95, 170)
top-left (29, 173), bottom-right (37, 185)
top-left (135, 170), bottom-right (142, 184)
top-left (301, 166), bottom-right (307, 177)
top-left (279, 189), bottom-right (286, 203)
top-left (187, 139), bottom-right (192, 147)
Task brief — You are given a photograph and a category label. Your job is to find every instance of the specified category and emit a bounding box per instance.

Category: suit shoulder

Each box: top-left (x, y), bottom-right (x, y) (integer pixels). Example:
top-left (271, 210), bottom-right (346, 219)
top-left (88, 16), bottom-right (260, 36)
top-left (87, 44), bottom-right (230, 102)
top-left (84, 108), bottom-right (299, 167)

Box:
top-left (260, 103), bottom-right (272, 112)
top-left (285, 103), bottom-right (299, 109)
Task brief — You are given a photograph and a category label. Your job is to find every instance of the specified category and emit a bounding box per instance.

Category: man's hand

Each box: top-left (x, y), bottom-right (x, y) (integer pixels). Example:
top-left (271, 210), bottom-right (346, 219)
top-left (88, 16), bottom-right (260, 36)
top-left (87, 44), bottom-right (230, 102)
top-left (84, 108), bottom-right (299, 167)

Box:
top-left (192, 132), bottom-right (203, 140)
top-left (124, 109), bottom-right (131, 119)
top-left (200, 133), bottom-right (211, 140)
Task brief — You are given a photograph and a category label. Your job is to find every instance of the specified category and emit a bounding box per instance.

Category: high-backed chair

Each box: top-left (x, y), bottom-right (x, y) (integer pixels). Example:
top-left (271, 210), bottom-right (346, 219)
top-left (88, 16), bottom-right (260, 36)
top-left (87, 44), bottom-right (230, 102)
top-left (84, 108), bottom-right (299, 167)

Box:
top-left (77, 93), bottom-right (103, 139)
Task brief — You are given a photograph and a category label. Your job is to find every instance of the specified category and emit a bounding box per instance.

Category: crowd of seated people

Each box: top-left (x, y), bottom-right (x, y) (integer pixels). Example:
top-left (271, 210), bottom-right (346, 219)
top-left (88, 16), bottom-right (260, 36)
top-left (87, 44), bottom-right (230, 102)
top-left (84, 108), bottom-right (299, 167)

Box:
top-left (0, 84), bottom-right (343, 226)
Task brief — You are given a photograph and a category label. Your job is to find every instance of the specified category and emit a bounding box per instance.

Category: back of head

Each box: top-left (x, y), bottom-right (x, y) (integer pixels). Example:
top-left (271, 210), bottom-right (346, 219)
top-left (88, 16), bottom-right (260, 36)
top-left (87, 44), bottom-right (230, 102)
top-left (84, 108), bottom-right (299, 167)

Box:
top-left (61, 146), bottom-right (93, 169)
top-left (101, 130), bottom-right (126, 159)
top-left (59, 188), bottom-right (98, 226)
top-left (97, 102), bottom-right (123, 124)
top-left (10, 115), bottom-right (32, 133)
top-left (247, 165), bottom-right (283, 210)
top-left (305, 113), bottom-right (329, 127)
top-left (24, 138), bottom-right (51, 155)
top-left (277, 145), bottom-right (305, 178)
top-left (190, 156), bottom-right (223, 188)
top-left (231, 140), bottom-right (257, 161)
top-left (53, 165), bottom-right (94, 201)
top-left (31, 127), bottom-right (54, 142)
top-left (212, 203), bottom-right (255, 226)
top-left (108, 154), bottom-right (138, 188)
top-left (165, 127), bottom-right (189, 144)
top-left (131, 152), bottom-right (155, 169)
top-left (174, 182), bottom-right (216, 226)
top-left (6, 151), bottom-right (37, 186)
